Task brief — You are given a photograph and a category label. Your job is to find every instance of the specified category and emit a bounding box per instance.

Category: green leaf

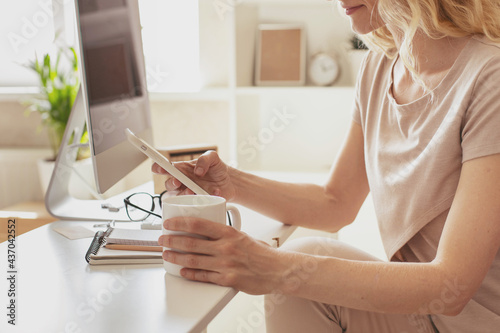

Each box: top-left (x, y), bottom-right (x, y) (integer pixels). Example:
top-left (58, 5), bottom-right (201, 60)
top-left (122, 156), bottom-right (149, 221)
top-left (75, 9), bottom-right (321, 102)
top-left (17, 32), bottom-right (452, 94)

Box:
top-left (70, 47), bottom-right (78, 71)
top-left (23, 45), bottom-right (80, 158)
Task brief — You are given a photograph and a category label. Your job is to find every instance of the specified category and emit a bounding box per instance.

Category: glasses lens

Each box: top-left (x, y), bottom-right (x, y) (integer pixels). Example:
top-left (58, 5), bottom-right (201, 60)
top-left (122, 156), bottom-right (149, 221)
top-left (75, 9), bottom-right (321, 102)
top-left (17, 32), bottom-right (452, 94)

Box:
top-left (126, 193), bottom-right (154, 221)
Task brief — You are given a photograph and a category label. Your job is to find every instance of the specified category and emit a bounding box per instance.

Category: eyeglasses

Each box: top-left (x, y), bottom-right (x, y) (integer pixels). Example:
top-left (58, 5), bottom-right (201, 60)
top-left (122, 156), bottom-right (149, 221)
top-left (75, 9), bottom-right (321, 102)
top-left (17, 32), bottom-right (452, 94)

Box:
top-left (123, 191), bottom-right (167, 221)
top-left (123, 191), bottom-right (233, 226)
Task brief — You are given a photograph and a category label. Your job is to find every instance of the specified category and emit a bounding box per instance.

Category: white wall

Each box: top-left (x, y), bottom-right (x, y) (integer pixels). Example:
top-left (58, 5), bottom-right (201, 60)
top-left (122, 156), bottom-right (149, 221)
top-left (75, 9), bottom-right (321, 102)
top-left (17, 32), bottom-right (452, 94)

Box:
top-left (237, 88), bottom-right (354, 172)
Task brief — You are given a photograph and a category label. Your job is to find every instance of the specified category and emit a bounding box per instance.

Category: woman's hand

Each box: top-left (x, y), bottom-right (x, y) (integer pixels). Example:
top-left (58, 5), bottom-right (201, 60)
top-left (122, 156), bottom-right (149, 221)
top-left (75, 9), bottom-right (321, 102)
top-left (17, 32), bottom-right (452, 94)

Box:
top-left (158, 217), bottom-right (287, 295)
top-left (152, 150), bottom-right (236, 200)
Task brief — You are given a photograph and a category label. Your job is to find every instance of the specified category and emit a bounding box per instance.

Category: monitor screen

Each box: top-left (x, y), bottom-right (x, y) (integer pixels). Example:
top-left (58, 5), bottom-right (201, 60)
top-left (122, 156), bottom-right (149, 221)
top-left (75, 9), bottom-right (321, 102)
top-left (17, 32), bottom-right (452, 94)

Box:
top-left (75, 0), bottom-right (153, 193)
top-left (85, 39), bottom-right (140, 105)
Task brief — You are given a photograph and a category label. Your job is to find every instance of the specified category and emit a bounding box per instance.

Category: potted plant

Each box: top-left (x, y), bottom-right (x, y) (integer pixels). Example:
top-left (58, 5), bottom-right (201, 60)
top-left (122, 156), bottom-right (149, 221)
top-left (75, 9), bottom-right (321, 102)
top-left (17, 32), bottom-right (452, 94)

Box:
top-left (25, 46), bottom-right (91, 196)
top-left (26, 46), bottom-right (82, 160)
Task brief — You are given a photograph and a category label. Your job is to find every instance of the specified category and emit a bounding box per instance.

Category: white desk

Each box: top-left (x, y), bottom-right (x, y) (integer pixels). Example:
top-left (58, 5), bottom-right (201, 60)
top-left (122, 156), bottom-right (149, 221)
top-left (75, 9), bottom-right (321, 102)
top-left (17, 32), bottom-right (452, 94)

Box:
top-left (0, 205), bottom-right (296, 333)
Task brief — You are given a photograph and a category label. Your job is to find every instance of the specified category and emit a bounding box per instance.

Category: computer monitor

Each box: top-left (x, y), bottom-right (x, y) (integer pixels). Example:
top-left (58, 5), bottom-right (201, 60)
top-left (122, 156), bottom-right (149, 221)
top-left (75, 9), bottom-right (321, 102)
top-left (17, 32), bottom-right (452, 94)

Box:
top-left (45, 0), bottom-right (153, 220)
top-left (76, 0), bottom-right (152, 193)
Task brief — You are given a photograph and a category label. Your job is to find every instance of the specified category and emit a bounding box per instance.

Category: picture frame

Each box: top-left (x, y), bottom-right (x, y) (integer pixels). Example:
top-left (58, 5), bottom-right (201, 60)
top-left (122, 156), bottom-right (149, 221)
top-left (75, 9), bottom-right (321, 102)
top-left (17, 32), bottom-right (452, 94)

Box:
top-left (255, 24), bottom-right (306, 86)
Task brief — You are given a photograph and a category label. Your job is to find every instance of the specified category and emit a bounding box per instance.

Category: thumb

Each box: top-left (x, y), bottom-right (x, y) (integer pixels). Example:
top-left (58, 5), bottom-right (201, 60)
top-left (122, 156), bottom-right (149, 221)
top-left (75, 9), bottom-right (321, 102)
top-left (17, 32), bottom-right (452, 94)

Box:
top-left (194, 150), bottom-right (219, 177)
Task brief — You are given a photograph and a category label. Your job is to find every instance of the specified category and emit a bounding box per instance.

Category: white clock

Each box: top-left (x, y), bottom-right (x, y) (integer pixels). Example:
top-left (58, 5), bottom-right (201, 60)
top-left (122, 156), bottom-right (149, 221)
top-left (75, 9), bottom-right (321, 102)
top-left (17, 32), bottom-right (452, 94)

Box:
top-left (308, 52), bottom-right (340, 86)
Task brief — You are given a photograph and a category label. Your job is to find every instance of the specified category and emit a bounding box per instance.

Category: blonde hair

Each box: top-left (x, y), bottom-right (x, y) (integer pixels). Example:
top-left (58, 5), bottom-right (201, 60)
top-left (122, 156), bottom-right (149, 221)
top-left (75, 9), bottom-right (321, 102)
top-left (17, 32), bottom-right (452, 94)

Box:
top-left (362, 0), bottom-right (500, 89)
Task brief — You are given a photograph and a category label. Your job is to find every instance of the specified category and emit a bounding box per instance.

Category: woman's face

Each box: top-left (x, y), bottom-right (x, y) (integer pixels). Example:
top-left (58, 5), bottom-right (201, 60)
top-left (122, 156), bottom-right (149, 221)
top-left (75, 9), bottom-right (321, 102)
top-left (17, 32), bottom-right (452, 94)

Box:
top-left (336, 0), bottom-right (385, 34)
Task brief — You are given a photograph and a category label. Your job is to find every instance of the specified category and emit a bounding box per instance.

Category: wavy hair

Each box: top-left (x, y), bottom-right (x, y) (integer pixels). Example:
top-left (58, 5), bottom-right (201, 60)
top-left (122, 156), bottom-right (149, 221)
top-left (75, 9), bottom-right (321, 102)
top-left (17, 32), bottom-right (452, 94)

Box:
top-left (361, 0), bottom-right (500, 89)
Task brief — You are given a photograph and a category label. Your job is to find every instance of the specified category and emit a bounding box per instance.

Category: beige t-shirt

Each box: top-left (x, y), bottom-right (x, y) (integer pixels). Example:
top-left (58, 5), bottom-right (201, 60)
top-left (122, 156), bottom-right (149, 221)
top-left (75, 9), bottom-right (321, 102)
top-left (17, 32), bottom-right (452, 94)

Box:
top-left (353, 35), bottom-right (500, 332)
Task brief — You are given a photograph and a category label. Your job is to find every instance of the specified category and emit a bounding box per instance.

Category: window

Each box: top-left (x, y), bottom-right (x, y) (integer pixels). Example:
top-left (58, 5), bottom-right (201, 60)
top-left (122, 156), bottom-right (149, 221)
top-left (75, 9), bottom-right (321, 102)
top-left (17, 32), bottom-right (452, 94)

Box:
top-left (0, 0), bottom-right (200, 93)
top-left (139, 0), bottom-right (200, 92)
top-left (0, 0), bottom-right (57, 87)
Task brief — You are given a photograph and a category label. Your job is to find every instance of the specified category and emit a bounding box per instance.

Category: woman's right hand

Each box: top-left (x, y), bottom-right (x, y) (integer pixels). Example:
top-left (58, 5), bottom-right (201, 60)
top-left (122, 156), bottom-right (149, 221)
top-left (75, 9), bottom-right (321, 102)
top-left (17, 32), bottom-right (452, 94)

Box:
top-left (152, 150), bottom-right (237, 201)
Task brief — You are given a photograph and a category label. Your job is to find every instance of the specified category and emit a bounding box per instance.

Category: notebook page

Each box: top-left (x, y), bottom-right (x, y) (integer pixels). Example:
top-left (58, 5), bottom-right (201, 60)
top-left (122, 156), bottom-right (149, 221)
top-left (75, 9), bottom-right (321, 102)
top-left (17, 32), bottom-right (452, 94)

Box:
top-left (95, 247), bottom-right (162, 258)
top-left (106, 228), bottom-right (161, 246)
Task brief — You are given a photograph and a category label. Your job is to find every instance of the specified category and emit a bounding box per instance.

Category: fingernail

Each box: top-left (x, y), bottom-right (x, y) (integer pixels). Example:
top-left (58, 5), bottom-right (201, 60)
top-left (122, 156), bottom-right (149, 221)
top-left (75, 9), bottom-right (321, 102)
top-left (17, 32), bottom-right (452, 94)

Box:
top-left (195, 167), bottom-right (203, 176)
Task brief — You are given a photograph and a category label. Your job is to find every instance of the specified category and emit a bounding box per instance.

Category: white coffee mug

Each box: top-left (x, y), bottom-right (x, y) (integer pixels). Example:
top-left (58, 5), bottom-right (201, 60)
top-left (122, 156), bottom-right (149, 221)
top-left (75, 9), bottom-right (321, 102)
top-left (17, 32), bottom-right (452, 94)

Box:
top-left (161, 195), bottom-right (241, 277)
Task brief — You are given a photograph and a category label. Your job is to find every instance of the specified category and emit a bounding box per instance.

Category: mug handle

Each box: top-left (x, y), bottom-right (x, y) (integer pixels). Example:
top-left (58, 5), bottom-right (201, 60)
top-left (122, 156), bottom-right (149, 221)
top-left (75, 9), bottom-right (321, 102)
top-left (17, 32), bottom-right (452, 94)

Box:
top-left (226, 204), bottom-right (241, 231)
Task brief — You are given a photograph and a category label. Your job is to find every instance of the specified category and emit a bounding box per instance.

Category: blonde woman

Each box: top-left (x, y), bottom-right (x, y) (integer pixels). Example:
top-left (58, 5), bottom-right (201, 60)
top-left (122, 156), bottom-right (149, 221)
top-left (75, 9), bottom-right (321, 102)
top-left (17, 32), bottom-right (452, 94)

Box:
top-left (155, 0), bottom-right (500, 331)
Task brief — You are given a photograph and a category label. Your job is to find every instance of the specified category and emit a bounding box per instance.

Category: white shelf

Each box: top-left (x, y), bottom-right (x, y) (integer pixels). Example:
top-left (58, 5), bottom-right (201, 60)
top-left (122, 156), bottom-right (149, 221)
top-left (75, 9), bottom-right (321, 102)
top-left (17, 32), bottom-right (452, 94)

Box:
top-left (236, 85), bottom-right (353, 96)
top-left (148, 87), bottom-right (231, 101)
top-left (0, 87), bottom-right (232, 103)
top-left (238, 0), bottom-right (334, 5)
top-left (0, 87), bottom-right (39, 102)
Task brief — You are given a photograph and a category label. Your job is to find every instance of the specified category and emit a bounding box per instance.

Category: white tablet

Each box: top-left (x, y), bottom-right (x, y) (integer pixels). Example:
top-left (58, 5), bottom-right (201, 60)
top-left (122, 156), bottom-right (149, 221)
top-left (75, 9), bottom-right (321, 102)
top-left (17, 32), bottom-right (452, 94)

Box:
top-left (125, 128), bottom-right (209, 195)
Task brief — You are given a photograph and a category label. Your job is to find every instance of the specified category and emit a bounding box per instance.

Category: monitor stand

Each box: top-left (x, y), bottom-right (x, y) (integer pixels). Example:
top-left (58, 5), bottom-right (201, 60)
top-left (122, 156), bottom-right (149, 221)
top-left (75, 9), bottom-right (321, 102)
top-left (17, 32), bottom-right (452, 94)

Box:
top-left (44, 88), bottom-right (139, 221)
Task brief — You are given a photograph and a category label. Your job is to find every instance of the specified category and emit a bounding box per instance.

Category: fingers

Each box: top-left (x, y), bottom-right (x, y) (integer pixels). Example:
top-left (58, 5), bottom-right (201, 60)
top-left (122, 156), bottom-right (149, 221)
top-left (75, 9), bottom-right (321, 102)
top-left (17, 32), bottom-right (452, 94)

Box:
top-left (156, 160), bottom-right (198, 194)
top-left (154, 151), bottom-right (226, 197)
top-left (163, 216), bottom-right (231, 239)
top-left (179, 269), bottom-right (222, 284)
top-left (158, 234), bottom-right (217, 255)
top-left (159, 223), bottom-right (236, 286)
top-left (164, 173), bottom-right (195, 195)
top-left (179, 188), bottom-right (195, 195)
top-left (152, 159), bottom-right (195, 175)
top-left (163, 251), bottom-right (231, 286)
top-left (152, 163), bottom-right (168, 175)
top-left (162, 251), bottom-right (236, 287)
top-left (194, 150), bottom-right (220, 177)
top-left (165, 176), bottom-right (183, 191)
top-left (162, 250), bottom-right (219, 271)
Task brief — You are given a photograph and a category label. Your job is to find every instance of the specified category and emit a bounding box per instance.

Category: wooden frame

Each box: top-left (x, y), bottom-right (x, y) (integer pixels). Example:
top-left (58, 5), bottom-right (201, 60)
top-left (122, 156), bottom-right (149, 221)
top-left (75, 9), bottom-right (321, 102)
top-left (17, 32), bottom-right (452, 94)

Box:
top-left (255, 24), bottom-right (306, 86)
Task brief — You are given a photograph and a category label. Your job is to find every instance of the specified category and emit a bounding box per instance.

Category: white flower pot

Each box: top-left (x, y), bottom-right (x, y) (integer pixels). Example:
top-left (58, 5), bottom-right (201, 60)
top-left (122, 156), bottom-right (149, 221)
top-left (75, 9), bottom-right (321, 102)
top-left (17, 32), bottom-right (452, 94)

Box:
top-left (346, 49), bottom-right (369, 83)
top-left (37, 157), bottom-right (97, 200)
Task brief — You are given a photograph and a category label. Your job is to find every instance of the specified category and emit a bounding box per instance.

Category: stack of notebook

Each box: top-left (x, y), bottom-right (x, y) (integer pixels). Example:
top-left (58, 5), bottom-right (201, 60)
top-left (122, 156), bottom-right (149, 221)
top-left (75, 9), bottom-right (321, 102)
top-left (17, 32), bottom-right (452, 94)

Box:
top-left (85, 227), bottom-right (163, 265)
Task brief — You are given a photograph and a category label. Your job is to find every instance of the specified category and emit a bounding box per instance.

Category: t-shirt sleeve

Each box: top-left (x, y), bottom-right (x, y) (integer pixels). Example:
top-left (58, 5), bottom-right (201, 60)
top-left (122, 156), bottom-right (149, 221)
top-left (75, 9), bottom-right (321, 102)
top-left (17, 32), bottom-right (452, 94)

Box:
top-left (461, 57), bottom-right (500, 163)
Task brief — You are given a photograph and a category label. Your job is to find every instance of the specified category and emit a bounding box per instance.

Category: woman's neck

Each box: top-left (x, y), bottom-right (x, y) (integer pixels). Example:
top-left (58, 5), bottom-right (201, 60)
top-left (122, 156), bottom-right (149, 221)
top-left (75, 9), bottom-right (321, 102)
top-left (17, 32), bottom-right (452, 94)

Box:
top-left (389, 26), bottom-right (470, 74)
top-left (388, 28), bottom-right (471, 103)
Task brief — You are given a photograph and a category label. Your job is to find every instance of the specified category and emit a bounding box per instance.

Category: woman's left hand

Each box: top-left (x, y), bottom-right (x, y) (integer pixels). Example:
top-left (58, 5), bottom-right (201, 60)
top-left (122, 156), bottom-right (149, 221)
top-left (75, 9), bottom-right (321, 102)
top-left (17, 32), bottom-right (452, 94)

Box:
top-left (158, 217), bottom-right (286, 295)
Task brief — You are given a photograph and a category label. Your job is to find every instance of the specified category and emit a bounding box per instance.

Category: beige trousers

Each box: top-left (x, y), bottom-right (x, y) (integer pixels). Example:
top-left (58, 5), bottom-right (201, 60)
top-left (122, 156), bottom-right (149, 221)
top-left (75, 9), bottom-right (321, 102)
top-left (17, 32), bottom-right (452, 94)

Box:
top-left (265, 237), bottom-right (438, 333)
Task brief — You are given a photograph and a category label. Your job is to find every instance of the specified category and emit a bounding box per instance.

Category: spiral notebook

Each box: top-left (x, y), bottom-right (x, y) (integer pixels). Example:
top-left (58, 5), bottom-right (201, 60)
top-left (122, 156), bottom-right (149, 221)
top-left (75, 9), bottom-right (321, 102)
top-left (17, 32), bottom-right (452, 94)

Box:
top-left (85, 226), bottom-right (163, 265)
